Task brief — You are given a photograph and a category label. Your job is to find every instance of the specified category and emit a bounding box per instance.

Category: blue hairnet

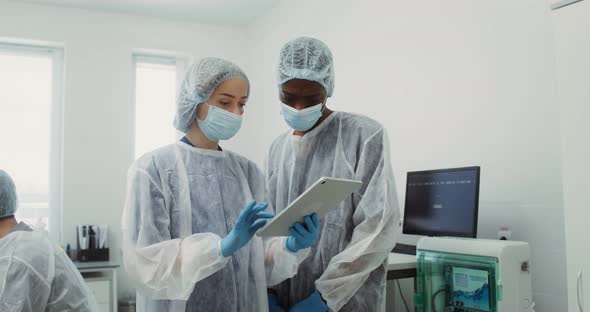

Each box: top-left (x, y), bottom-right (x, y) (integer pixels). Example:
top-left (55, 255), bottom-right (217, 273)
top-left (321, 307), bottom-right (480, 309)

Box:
top-left (0, 170), bottom-right (17, 218)
top-left (277, 37), bottom-right (335, 97)
top-left (174, 57), bottom-right (250, 133)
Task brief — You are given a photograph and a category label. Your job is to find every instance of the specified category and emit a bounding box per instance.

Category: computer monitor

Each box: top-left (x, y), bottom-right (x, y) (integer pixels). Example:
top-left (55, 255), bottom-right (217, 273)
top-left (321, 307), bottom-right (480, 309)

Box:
top-left (402, 166), bottom-right (480, 238)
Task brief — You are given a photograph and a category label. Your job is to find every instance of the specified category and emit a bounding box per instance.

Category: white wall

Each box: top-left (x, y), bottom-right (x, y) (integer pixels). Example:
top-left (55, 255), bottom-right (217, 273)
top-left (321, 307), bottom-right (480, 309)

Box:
top-left (0, 1), bottom-right (247, 298)
top-left (552, 1), bottom-right (590, 310)
top-left (0, 0), bottom-right (573, 310)
top-left (245, 0), bottom-right (568, 310)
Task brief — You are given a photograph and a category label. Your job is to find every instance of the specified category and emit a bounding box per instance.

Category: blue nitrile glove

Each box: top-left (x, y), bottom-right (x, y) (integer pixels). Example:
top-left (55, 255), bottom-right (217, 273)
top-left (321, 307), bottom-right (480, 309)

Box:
top-left (268, 293), bottom-right (285, 312)
top-left (289, 290), bottom-right (328, 312)
top-left (221, 201), bottom-right (274, 257)
top-left (285, 213), bottom-right (320, 253)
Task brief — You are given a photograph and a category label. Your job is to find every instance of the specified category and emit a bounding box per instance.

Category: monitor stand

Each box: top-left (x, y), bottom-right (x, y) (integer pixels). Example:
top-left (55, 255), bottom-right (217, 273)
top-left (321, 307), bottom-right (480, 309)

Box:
top-left (392, 243), bottom-right (417, 256)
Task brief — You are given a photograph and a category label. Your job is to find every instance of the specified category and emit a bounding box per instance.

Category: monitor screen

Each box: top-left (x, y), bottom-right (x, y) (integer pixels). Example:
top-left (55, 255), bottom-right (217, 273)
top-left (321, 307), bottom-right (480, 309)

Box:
top-left (402, 166), bottom-right (480, 238)
top-left (451, 266), bottom-right (491, 312)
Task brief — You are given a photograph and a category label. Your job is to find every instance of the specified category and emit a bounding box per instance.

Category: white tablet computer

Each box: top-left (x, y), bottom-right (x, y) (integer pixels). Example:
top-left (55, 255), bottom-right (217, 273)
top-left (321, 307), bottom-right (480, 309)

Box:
top-left (256, 177), bottom-right (362, 237)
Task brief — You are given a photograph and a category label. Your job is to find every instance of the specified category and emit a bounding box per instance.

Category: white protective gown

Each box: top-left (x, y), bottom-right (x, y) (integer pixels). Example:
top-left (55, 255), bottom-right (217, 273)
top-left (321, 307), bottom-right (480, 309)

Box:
top-left (266, 111), bottom-right (401, 311)
top-left (122, 142), bottom-right (309, 312)
top-left (0, 230), bottom-right (98, 311)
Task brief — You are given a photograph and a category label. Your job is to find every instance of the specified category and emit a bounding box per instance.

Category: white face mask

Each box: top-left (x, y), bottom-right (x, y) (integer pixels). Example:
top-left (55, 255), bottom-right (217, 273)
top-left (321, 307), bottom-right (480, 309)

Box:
top-left (280, 102), bottom-right (324, 131)
top-left (197, 103), bottom-right (242, 141)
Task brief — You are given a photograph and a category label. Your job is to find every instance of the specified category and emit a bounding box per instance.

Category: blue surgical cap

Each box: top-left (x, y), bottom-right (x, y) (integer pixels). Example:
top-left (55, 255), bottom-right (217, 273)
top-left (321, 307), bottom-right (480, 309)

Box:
top-left (0, 170), bottom-right (17, 218)
top-left (174, 57), bottom-right (250, 133)
top-left (277, 37), bottom-right (335, 97)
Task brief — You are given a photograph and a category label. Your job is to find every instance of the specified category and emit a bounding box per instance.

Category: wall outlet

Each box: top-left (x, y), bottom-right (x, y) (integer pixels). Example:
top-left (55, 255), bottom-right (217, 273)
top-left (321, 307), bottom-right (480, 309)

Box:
top-left (497, 227), bottom-right (512, 240)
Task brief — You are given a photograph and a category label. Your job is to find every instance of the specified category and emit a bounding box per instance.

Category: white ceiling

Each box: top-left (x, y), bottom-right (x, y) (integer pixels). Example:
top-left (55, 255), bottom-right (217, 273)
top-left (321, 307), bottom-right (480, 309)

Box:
top-left (16, 0), bottom-right (279, 26)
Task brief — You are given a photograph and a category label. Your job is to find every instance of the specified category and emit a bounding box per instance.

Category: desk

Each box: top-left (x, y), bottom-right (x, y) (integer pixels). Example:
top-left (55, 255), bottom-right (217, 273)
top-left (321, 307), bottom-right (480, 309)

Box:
top-left (74, 261), bottom-right (120, 312)
top-left (387, 252), bottom-right (417, 280)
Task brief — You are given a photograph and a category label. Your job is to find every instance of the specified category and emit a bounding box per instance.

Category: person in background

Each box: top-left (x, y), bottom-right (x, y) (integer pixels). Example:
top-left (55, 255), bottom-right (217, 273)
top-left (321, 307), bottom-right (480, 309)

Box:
top-left (265, 37), bottom-right (401, 311)
top-left (0, 169), bottom-right (98, 311)
top-left (122, 57), bottom-right (320, 312)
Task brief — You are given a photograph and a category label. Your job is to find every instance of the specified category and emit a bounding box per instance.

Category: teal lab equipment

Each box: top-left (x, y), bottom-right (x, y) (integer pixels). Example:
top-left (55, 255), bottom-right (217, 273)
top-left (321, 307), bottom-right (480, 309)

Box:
top-left (416, 237), bottom-right (534, 312)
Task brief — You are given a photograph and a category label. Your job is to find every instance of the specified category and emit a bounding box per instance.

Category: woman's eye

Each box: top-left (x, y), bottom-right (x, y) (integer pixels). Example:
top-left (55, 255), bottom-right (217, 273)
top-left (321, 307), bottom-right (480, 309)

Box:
top-left (220, 102), bottom-right (230, 106)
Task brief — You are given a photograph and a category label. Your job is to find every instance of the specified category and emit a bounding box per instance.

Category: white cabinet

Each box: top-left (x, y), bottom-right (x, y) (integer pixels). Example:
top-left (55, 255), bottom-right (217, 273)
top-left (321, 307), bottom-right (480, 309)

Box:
top-left (75, 262), bottom-right (119, 312)
top-left (87, 279), bottom-right (111, 307)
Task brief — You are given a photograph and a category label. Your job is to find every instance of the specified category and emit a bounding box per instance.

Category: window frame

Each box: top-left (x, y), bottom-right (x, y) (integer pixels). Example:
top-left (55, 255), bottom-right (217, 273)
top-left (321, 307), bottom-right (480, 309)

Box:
top-left (131, 51), bottom-right (189, 159)
top-left (0, 40), bottom-right (65, 243)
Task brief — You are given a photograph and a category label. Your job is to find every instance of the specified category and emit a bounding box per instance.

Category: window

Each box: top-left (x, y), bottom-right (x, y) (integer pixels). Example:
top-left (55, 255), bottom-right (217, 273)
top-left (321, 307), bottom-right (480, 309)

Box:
top-left (0, 42), bottom-right (64, 241)
top-left (133, 54), bottom-right (187, 159)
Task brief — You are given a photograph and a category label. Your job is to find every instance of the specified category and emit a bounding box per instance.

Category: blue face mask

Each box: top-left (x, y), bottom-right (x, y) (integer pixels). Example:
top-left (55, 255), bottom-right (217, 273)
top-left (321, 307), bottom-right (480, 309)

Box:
top-left (280, 103), bottom-right (324, 131)
top-left (197, 103), bottom-right (242, 141)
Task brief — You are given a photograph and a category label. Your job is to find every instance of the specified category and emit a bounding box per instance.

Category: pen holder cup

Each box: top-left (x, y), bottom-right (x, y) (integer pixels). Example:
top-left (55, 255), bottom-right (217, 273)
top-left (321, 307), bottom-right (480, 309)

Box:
top-left (77, 248), bottom-right (110, 262)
